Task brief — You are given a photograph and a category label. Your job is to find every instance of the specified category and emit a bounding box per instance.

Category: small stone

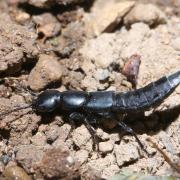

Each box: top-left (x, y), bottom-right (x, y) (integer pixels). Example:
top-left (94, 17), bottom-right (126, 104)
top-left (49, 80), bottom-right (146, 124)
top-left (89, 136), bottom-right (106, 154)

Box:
top-left (124, 3), bottom-right (167, 26)
top-left (45, 125), bottom-right (60, 143)
top-left (10, 94), bottom-right (26, 106)
top-left (81, 60), bottom-right (95, 74)
top-left (85, 1), bottom-right (135, 36)
top-left (16, 145), bottom-right (45, 173)
top-left (81, 76), bottom-right (98, 91)
top-left (114, 143), bottom-right (139, 166)
top-left (58, 124), bottom-right (71, 142)
top-left (72, 125), bottom-right (91, 148)
top-left (0, 161), bottom-right (4, 173)
top-left (110, 133), bottom-right (120, 143)
top-left (171, 37), bottom-right (180, 51)
top-left (146, 156), bottom-right (164, 174)
top-left (66, 155), bottom-right (74, 165)
top-left (31, 132), bottom-right (47, 146)
top-left (0, 13), bottom-right (38, 75)
top-left (38, 124), bottom-right (48, 132)
top-left (99, 141), bottom-right (113, 153)
top-left (57, 21), bottom-right (85, 57)
top-left (102, 165), bottom-right (120, 179)
top-left (28, 54), bottom-right (62, 91)
top-left (32, 13), bottom-right (61, 39)
top-left (75, 149), bottom-right (89, 165)
top-left (35, 148), bottom-right (80, 179)
top-left (106, 86), bottom-right (116, 91)
top-left (52, 139), bottom-right (71, 151)
top-left (144, 109), bottom-right (154, 117)
top-left (93, 69), bottom-right (109, 81)
top-left (0, 155), bottom-right (11, 165)
top-left (121, 80), bottom-right (132, 88)
top-left (96, 128), bottom-right (109, 141)
top-left (15, 11), bottom-right (30, 24)
top-left (3, 166), bottom-right (32, 180)
top-left (159, 131), bottom-right (176, 154)
top-left (88, 154), bottom-right (116, 172)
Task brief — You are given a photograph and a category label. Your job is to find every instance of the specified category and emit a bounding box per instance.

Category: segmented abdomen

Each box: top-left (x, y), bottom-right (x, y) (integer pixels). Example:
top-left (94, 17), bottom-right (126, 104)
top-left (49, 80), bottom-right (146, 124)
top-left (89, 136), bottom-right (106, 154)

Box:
top-left (113, 71), bottom-right (180, 112)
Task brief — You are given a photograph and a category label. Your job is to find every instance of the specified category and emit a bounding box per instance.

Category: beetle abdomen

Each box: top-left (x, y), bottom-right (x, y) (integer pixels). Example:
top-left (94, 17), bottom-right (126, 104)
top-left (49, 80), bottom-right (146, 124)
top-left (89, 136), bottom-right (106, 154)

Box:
top-left (113, 71), bottom-right (180, 112)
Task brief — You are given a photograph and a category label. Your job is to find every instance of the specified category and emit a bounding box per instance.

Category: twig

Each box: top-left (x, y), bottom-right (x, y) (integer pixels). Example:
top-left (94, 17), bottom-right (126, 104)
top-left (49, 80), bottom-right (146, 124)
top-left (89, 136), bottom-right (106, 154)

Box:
top-left (147, 137), bottom-right (180, 173)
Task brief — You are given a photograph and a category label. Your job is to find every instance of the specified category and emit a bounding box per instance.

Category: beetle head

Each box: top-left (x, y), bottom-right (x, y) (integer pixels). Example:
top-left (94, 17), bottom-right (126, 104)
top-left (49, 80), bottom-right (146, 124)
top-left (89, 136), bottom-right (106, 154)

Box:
top-left (33, 90), bottom-right (61, 113)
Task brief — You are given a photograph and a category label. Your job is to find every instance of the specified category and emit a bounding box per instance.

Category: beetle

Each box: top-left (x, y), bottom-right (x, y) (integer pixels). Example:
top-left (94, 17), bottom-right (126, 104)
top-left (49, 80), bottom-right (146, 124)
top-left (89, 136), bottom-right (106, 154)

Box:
top-left (0, 71), bottom-right (180, 155)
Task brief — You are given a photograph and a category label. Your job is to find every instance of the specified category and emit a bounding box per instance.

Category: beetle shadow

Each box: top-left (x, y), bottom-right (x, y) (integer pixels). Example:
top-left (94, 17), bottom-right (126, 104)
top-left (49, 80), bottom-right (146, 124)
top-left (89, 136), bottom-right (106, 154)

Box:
top-left (101, 104), bottom-right (180, 137)
top-left (25, 103), bottom-right (180, 146)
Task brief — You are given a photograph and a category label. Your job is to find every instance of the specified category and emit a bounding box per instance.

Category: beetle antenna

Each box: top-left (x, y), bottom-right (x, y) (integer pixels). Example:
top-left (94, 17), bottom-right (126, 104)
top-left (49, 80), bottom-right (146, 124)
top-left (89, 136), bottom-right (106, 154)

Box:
top-left (0, 104), bottom-right (32, 118)
top-left (13, 84), bottom-right (38, 97)
top-left (1, 77), bottom-right (38, 97)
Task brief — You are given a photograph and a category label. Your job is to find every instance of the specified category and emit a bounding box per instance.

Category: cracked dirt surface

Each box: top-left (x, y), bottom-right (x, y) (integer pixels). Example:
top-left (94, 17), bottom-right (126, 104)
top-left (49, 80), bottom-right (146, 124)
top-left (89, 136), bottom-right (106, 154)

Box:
top-left (0, 0), bottom-right (179, 179)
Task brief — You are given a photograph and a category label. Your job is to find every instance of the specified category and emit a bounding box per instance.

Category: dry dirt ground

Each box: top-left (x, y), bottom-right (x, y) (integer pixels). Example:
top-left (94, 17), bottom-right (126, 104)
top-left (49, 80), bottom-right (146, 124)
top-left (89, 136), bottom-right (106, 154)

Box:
top-left (0, 0), bottom-right (179, 179)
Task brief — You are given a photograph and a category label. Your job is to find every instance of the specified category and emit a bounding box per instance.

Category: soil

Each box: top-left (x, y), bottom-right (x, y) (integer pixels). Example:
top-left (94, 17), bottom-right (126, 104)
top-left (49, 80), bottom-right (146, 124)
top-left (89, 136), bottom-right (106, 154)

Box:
top-left (0, 0), bottom-right (179, 179)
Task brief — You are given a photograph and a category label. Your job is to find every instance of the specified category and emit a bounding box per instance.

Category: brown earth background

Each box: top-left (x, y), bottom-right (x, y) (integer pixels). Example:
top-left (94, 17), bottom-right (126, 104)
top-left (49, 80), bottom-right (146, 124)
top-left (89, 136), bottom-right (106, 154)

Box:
top-left (0, 0), bottom-right (179, 179)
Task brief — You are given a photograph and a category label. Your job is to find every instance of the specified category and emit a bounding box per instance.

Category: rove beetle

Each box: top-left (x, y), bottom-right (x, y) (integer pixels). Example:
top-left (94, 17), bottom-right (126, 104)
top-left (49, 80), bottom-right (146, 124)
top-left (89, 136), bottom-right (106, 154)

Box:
top-left (0, 70), bottom-right (180, 155)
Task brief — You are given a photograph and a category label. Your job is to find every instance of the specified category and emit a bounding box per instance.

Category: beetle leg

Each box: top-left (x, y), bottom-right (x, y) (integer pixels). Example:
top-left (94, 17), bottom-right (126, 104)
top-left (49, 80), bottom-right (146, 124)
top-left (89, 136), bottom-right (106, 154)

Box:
top-left (83, 117), bottom-right (100, 152)
top-left (117, 120), bottom-right (150, 156)
top-left (66, 118), bottom-right (76, 140)
top-left (66, 112), bottom-right (84, 140)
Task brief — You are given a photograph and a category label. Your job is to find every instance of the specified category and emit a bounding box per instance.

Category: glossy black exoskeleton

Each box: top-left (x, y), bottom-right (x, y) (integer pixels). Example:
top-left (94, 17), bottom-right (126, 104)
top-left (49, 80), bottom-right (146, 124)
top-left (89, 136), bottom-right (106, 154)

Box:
top-left (33, 71), bottom-right (180, 116)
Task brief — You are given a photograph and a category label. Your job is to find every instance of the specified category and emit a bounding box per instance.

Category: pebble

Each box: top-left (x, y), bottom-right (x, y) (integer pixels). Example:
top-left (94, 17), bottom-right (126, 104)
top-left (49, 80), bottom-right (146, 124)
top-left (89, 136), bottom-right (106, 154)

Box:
top-left (171, 37), bottom-right (180, 51)
top-left (75, 149), bottom-right (89, 165)
top-left (52, 138), bottom-right (72, 151)
top-left (114, 143), bottom-right (139, 166)
top-left (15, 11), bottom-right (30, 24)
top-left (81, 76), bottom-right (98, 91)
top-left (159, 131), bottom-right (176, 154)
top-left (102, 164), bottom-right (120, 179)
top-left (45, 125), bottom-right (60, 143)
top-left (124, 3), bottom-right (167, 26)
top-left (0, 155), bottom-right (10, 165)
top-left (32, 13), bottom-right (61, 38)
top-left (93, 69), bottom-right (109, 81)
top-left (110, 133), bottom-right (120, 143)
top-left (99, 141), bottom-right (113, 153)
top-left (31, 132), bottom-right (47, 146)
top-left (58, 124), bottom-right (71, 142)
top-left (72, 125), bottom-right (91, 148)
top-left (3, 166), bottom-right (32, 180)
top-left (36, 148), bottom-right (80, 179)
top-left (16, 145), bottom-right (45, 173)
top-left (85, 1), bottom-right (135, 36)
top-left (28, 54), bottom-right (62, 91)
top-left (88, 154), bottom-right (116, 171)
top-left (96, 128), bottom-right (109, 141)
top-left (0, 13), bottom-right (38, 75)
top-left (81, 60), bottom-right (96, 74)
